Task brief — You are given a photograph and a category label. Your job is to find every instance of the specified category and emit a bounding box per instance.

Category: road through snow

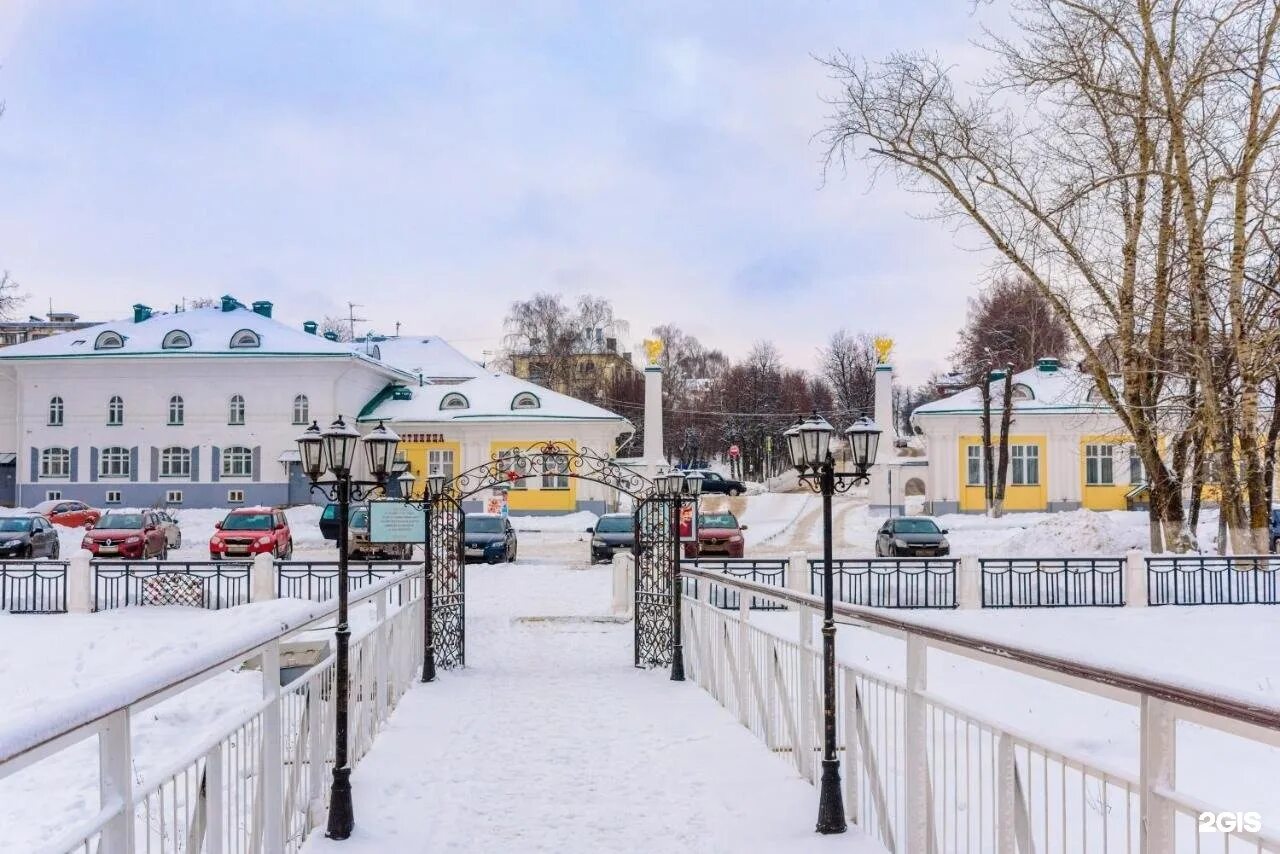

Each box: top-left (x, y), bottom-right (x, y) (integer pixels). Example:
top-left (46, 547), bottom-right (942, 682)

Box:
top-left (304, 560), bottom-right (883, 854)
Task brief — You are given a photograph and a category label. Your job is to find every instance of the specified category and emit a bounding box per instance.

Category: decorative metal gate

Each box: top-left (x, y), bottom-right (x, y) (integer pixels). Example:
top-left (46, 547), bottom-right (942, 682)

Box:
top-left (430, 493), bottom-right (466, 669)
top-left (634, 495), bottom-right (676, 667)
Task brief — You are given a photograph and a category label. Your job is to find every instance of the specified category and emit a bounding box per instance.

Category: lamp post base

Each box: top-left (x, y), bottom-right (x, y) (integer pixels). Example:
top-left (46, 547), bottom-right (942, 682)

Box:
top-left (670, 644), bottom-right (685, 681)
top-left (326, 766), bottom-right (355, 840)
top-left (815, 758), bottom-right (847, 834)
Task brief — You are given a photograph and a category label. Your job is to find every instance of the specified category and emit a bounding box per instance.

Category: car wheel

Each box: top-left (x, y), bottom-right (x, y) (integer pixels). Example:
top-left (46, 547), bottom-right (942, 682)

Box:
top-left (22, 545), bottom-right (33, 560)
top-left (508, 544), bottom-right (517, 563)
top-left (174, 534), bottom-right (182, 549)
top-left (728, 488), bottom-right (741, 497)
top-left (49, 542), bottom-right (59, 560)
top-left (157, 544), bottom-right (169, 561)
top-left (486, 553), bottom-right (500, 565)
top-left (210, 554), bottom-right (221, 561)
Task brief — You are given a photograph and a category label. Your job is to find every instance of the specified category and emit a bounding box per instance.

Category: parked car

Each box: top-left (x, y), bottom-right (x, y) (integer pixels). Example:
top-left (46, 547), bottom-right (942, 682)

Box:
top-left (348, 506), bottom-right (413, 561)
top-left (588, 513), bottom-right (635, 563)
top-left (874, 517), bottom-right (950, 557)
top-left (464, 513), bottom-right (517, 564)
top-left (82, 510), bottom-right (168, 559)
top-left (209, 508), bottom-right (293, 560)
top-left (154, 510), bottom-right (182, 549)
top-left (686, 470), bottom-right (747, 497)
top-left (320, 502), bottom-right (342, 541)
top-left (1271, 508), bottom-right (1280, 552)
top-left (33, 499), bottom-right (100, 529)
top-left (684, 512), bottom-right (747, 559)
top-left (0, 514), bottom-right (60, 559)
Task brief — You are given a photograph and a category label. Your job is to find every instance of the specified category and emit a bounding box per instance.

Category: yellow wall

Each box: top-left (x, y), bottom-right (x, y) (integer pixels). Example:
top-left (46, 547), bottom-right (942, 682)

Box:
top-left (487, 439), bottom-right (578, 512)
top-left (957, 435), bottom-right (1048, 512)
top-left (1079, 435), bottom-right (1129, 510)
top-left (398, 440), bottom-right (462, 496)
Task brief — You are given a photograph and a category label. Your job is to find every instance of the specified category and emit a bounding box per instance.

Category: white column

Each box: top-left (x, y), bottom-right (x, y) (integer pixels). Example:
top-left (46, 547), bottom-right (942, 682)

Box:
top-left (251, 552), bottom-right (276, 602)
top-left (643, 364), bottom-right (663, 480)
top-left (957, 555), bottom-right (981, 609)
top-left (611, 552), bottom-right (634, 618)
top-left (1125, 549), bottom-right (1147, 607)
top-left (68, 549), bottom-right (93, 614)
top-left (870, 364), bottom-right (898, 515)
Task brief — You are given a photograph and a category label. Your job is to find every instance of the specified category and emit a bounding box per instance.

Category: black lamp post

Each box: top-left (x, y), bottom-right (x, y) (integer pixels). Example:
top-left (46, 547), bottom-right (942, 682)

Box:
top-left (397, 467), bottom-right (447, 684)
top-left (296, 416), bottom-right (401, 841)
top-left (782, 412), bottom-right (881, 835)
top-left (662, 468), bottom-right (704, 682)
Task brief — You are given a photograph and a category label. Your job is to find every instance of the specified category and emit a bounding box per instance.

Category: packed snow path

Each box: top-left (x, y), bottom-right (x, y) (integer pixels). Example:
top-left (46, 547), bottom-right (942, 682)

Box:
top-left (304, 560), bottom-right (883, 853)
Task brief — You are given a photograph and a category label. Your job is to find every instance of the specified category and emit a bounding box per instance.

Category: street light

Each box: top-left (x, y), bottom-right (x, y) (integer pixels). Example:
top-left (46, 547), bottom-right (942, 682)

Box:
top-left (668, 469), bottom-right (704, 682)
top-left (396, 466), bottom-right (448, 685)
top-left (784, 412), bottom-right (880, 835)
top-left (296, 416), bottom-right (401, 841)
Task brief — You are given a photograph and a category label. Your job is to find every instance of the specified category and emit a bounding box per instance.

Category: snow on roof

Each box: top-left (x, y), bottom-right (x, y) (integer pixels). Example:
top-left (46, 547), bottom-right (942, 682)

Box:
top-left (358, 370), bottom-right (630, 426)
top-left (354, 336), bottom-right (484, 380)
top-left (912, 363), bottom-right (1108, 418)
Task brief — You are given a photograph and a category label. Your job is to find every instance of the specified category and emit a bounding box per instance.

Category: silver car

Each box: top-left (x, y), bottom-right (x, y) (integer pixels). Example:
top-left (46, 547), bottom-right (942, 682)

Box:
top-left (154, 510), bottom-right (182, 549)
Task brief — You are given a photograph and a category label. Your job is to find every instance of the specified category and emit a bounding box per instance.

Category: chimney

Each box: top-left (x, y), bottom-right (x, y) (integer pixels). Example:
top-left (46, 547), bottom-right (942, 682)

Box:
top-left (132, 304), bottom-right (153, 323)
top-left (220, 295), bottom-right (240, 312)
top-left (1036, 357), bottom-right (1060, 373)
top-left (251, 300), bottom-right (273, 319)
top-left (323, 331), bottom-right (340, 342)
top-left (303, 320), bottom-right (318, 335)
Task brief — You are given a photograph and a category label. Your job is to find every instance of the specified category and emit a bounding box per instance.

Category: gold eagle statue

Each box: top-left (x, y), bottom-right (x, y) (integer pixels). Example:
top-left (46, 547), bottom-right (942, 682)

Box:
top-left (643, 338), bottom-right (664, 366)
top-left (874, 337), bottom-right (894, 365)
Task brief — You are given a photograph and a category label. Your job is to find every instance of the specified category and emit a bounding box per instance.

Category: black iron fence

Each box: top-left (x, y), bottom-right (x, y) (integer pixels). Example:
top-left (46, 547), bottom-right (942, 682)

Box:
top-left (275, 560), bottom-right (423, 606)
top-left (91, 561), bottom-right (253, 611)
top-left (1146, 555), bottom-right (1280, 605)
top-left (810, 558), bottom-right (957, 609)
top-left (0, 561), bottom-right (68, 613)
top-left (687, 558), bottom-right (788, 611)
top-left (981, 558), bottom-right (1125, 607)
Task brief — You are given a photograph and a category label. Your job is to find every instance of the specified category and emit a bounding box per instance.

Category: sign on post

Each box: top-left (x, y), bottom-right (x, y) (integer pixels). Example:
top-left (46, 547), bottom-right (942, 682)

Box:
top-left (369, 500), bottom-right (426, 543)
top-left (678, 498), bottom-right (699, 542)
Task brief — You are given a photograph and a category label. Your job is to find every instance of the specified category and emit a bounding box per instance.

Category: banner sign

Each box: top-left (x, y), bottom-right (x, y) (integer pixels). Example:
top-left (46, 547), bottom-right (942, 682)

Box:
top-left (678, 498), bottom-right (699, 542)
top-left (485, 489), bottom-right (509, 517)
top-left (369, 500), bottom-right (426, 543)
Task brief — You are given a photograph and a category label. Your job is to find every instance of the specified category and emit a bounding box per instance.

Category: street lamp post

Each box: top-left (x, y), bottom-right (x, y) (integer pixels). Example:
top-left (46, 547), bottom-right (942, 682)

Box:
top-left (296, 417), bottom-right (401, 841)
top-left (782, 413), bottom-right (881, 835)
top-left (397, 468), bottom-right (447, 684)
top-left (663, 469), bottom-right (704, 682)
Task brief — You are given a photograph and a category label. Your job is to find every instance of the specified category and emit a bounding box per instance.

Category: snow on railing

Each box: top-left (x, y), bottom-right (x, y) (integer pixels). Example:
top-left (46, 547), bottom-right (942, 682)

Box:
top-left (680, 566), bottom-right (1280, 853)
top-left (0, 566), bottom-right (424, 854)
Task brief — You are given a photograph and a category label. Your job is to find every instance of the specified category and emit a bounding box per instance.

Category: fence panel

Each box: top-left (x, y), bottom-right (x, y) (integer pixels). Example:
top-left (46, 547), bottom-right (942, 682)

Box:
top-left (1147, 555), bottom-right (1280, 605)
top-left (275, 561), bottom-right (422, 606)
top-left (91, 561), bottom-right (252, 610)
top-left (810, 558), bottom-right (957, 608)
top-left (981, 557), bottom-right (1125, 607)
top-left (687, 558), bottom-right (788, 610)
top-left (0, 561), bottom-right (68, 613)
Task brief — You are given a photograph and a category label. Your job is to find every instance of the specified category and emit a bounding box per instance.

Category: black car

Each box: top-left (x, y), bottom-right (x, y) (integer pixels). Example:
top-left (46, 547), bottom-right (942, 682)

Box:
top-left (464, 513), bottom-right (518, 564)
top-left (588, 513), bottom-right (635, 563)
top-left (1271, 508), bottom-right (1280, 552)
top-left (320, 502), bottom-right (363, 541)
top-left (0, 514), bottom-right (60, 559)
top-left (874, 517), bottom-right (950, 557)
top-left (689, 470), bottom-right (746, 496)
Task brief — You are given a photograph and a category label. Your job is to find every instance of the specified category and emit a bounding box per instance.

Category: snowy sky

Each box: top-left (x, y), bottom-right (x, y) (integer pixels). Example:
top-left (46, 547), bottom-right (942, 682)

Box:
top-left (0, 1), bottom-right (1001, 385)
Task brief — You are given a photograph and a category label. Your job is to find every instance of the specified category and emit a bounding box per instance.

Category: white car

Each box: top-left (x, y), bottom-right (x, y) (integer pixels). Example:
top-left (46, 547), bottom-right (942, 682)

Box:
top-left (154, 510), bottom-right (182, 549)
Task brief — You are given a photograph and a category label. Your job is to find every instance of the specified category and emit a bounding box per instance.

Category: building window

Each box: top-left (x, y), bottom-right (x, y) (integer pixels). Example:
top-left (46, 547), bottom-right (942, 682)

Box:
top-left (40, 447), bottom-right (70, 478)
top-left (428, 449), bottom-right (455, 482)
top-left (292, 394), bottom-right (309, 425)
top-left (497, 449), bottom-right (528, 490)
top-left (107, 396), bottom-right (124, 426)
top-left (228, 394), bottom-right (245, 425)
top-left (100, 447), bottom-right (131, 479)
top-left (162, 329), bottom-right (192, 349)
top-left (222, 446), bottom-right (253, 478)
top-left (1010, 445), bottom-right (1040, 486)
top-left (1010, 384), bottom-right (1034, 402)
top-left (45, 490), bottom-right (62, 502)
top-left (227, 489), bottom-right (245, 504)
top-left (966, 446), bottom-right (985, 485)
top-left (166, 490), bottom-right (184, 504)
top-left (1086, 444), bottom-right (1114, 485)
top-left (48, 396), bottom-right (64, 426)
top-left (160, 446), bottom-right (191, 478)
top-left (1129, 446), bottom-right (1147, 485)
top-left (105, 490), bottom-right (122, 504)
top-left (229, 329), bottom-right (260, 349)
top-left (94, 331), bottom-right (124, 350)
top-left (168, 395), bottom-right (184, 425)
top-left (440, 393), bottom-right (469, 411)
top-left (511, 392), bottom-right (541, 410)
top-left (541, 453), bottom-right (569, 490)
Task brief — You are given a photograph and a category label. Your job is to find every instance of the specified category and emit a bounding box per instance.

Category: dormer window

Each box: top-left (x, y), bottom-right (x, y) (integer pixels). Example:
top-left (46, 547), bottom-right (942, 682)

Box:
top-left (1010, 384), bottom-right (1034, 402)
top-left (511, 391), bottom-right (541, 410)
top-left (162, 330), bottom-right (192, 350)
top-left (94, 331), bottom-right (124, 350)
top-left (229, 329), bottom-right (261, 349)
top-left (440, 393), bottom-right (470, 411)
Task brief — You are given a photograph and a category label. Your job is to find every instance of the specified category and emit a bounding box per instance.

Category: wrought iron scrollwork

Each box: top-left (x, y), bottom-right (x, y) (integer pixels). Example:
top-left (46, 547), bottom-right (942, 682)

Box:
top-left (430, 493), bottom-right (466, 669)
top-left (445, 440), bottom-right (653, 500)
top-left (634, 496), bottom-right (676, 668)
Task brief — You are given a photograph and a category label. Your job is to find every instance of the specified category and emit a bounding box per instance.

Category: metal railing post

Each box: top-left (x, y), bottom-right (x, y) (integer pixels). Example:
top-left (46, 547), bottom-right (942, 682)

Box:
top-left (205, 744), bottom-right (224, 854)
top-left (261, 640), bottom-right (284, 854)
top-left (996, 733), bottom-right (1016, 854)
top-left (958, 554), bottom-right (981, 609)
top-left (97, 709), bottom-right (135, 854)
top-left (1140, 696), bottom-right (1175, 853)
top-left (1126, 549), bottom-right (1146, 607)
top-left (252, 552), bottom-right (276, 603)
top-left (904, 635), bottom-right (929, 854)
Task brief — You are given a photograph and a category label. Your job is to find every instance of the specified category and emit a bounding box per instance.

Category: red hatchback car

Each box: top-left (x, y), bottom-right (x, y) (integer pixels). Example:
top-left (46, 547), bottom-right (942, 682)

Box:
top-left (35, 499), bottom-right (100, 528)
top-left (684, 511), bottom-right (748, 559)
top-left (81, 510), bottom-right (169, 559)
top-left (210, 508), bottom-right (293, 560)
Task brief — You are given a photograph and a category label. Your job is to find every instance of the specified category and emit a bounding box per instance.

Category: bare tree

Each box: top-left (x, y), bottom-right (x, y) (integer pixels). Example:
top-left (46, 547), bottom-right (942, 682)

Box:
top-left (319, 316), bottom-right (354, 342)
top-left (818, 329), bottom-right (877, 428)
top-left (0, 272), bottom-right (26, 321)
top-left (501, 293), bottom-right (629, 397)
top-left (954, 277), bottom-right (1072, 373)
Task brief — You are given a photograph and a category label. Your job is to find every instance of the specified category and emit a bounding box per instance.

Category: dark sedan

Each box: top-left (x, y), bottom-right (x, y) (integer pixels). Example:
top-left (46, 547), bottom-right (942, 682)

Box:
top-left (464, 513), bottom-right (518, 564)
top-left (588, 513), bottom-right (634, 563)
top-left (874, 517), bottom-right (950, 557)
top-left (688, 470), bottom-right (747, 496)
top-left (0, 515), bottom-right (60, 559)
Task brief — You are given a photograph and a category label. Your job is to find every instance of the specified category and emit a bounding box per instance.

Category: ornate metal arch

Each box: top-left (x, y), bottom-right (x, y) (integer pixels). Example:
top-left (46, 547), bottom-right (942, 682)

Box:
top-left (444, 440), bottom-right (654, 500)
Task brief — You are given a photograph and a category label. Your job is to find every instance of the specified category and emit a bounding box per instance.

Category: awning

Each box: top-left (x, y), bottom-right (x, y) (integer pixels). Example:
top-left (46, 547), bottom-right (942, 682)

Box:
top-left (277, 450), bottom-right (301, 463)
top-left (0, 453), bottom-right (15, 465)
top-left (1125, 482), bottom-right (1149, 499)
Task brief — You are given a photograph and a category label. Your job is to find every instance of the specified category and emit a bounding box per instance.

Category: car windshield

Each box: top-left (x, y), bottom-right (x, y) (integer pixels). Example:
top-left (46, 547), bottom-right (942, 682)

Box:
top-left (893, 519), bottom-right (941, 534)
top-left (221, 513), bottom-right (273, 531)
top-left (99, 514), bottom-right (144, 529)
top-left (33, 501), bottom-right (59, 512)
top-left (465, 516), bottom-right (503, 534)
top-left (350, 509), bottom-right (369, 528)
top-left (0, 518), bottom-right (32, 532)
top-left (322, 504), bottom-right (338, 521)
top-left (699, 514), bottom-right (739, 529)
top-left (596, 516), bottom-right (633, 533)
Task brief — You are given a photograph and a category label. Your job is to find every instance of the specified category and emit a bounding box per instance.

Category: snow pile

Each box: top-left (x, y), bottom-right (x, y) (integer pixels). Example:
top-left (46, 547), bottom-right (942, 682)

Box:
top-left (736, 493), bottom-right (812, 547)
top-left (1001, 509), bottom-right (1149, 556)
top-left (507, 511), bottom-right (599, 533)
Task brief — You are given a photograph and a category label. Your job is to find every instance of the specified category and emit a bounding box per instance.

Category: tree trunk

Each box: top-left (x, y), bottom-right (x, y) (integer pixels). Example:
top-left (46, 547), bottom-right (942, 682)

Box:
top-left (993, 367), bottom-right (1014, 518)
top-left (979, 372), bottom-right (995, 516)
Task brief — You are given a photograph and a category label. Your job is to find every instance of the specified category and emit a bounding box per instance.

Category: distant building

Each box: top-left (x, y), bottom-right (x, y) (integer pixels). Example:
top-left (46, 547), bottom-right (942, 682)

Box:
top-left (509, 334), bottom-right (638, 402)
top-left (0, 310), bottom-right (99, 347)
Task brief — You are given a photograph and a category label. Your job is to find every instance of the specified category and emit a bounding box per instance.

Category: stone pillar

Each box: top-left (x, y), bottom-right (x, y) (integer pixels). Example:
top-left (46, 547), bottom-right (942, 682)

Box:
top-left (68, 549), bottom-right (93, 614)
top-left (611, 551), bottom-right (634, 618)
top-left (252, 551), bottom-right (276, 603)
top-left (1125, 549), bottom-right (1147, 607)
top-left (870, 363), bottom-right (899, 515)
top-left (643, 363), bottom-right (663, 480)
top-left (957, 554), bottom-right (982, 609)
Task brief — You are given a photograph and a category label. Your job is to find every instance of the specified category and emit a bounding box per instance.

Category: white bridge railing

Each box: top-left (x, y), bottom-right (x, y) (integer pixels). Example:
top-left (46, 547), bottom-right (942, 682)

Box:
top-left (0, 567), bottom-right (424, 854)
top-left (680, 566), bottom-right (1280, 853)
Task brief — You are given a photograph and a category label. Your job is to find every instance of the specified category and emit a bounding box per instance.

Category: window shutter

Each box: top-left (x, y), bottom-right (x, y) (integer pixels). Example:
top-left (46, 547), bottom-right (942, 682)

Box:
top-left (191, 447), bottom-right (200, 482)
top-left (90, 448), bottom-right (99, 483)
top-left (70, 447), bottom-right (79, 482)
top-left (211, 447), bottom-right (221, 482)
top-left (29, 447), bottom-right (38, 482)
top-left (150, 447), bottom-right (159, 481)
top-left (252, 446), bottom-right (261, 482)
top-left (130, 447), bottom-right (139, 482)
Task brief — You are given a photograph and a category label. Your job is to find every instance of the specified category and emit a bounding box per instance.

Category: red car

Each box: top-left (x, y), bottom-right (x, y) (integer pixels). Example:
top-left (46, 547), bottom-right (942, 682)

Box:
top-left (81, 510), bottom-right (169, 559)
top-left (210, 508), bottom-right (293, 560)
top-left (684, 511), bottom-right (748, 559)
top-left (35, 499), bottom-right (100, 528)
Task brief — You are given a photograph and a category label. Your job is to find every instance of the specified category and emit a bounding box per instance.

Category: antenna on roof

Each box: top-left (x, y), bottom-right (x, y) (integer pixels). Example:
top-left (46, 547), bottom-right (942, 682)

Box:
top-left (347, 302), bottom-right (366, 341)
